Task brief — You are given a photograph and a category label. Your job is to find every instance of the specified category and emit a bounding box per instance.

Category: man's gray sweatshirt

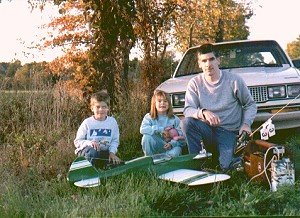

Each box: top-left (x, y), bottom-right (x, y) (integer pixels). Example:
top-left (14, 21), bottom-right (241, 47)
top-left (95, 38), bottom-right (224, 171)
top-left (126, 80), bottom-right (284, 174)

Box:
top-left (183, 71), bottom-right (257, 132)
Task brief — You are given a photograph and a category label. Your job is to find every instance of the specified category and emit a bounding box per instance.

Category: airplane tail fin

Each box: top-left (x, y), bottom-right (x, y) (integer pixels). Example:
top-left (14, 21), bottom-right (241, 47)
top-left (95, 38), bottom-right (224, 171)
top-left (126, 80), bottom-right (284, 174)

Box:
top-left (67, 157), bottom-right (100, 188)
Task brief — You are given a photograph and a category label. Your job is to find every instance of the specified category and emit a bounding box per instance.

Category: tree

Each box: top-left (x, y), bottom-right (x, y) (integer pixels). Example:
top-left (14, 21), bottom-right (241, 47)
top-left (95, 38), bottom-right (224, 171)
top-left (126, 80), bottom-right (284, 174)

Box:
top-left (37, 0), bottom-right (136, 112)
top-left (6, 60), bottom-right (22, 77)
top-left (30, 0), bottom-right (253, 109)
top-left (38, 0), bottom-right (94, 98)
top-left (134, 0), bottom-right (179, 97)
top-left (0, 62), bottom-right (9, 75)
top-left (286, 35), bottom-right (300, 59)
top-left (14, 64), bottom-right (31, 89)
top-left (174, 0), bottom-right (253, 51)
top-left (132, 0), bottom-right (253, 99)
top-left (13, 62), bottom-right (50, 89)
top-left (85, 0), bottom-right (136, 111)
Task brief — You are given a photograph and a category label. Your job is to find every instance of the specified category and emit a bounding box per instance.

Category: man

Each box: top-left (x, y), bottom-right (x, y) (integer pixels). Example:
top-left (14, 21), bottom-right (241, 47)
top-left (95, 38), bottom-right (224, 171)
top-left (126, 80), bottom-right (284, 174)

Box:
top-left (181, 43), bottom-right (257, 171)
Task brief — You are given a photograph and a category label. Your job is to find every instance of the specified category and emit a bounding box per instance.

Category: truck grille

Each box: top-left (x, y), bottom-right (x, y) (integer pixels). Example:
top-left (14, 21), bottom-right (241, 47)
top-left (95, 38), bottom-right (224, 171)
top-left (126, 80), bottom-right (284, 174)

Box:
top-left (249, 86), bottom-right (268, 103)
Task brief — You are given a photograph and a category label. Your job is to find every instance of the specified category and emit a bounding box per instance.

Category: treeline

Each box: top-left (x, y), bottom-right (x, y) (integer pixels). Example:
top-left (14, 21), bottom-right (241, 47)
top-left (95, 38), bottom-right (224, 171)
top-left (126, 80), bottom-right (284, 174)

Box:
top-left (0, 56), bottom-right (177, 91)
top-left (0, 60), bottom-right (53, 90)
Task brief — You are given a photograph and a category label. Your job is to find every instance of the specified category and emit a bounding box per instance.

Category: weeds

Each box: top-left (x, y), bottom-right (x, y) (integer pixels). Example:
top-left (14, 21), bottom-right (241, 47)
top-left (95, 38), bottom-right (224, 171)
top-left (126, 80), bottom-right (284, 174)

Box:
top-left (0, 87), bottom-right (300, 216)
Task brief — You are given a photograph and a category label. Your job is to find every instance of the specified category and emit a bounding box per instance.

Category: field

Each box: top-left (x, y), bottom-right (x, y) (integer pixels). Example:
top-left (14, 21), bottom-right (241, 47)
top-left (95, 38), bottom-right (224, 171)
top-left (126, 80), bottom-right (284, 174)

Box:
top-left (0, 89), bottom-right (300, 217)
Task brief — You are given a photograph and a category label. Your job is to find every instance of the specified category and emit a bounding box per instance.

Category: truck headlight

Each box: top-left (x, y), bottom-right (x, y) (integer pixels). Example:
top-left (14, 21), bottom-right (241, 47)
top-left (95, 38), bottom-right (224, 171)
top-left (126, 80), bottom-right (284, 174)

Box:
top-left (287, 85), bottom-right (300, 97)
top-left (268, 86), bottom-right (286, 99)
top-left (172, 93), bottom-right (185, 107)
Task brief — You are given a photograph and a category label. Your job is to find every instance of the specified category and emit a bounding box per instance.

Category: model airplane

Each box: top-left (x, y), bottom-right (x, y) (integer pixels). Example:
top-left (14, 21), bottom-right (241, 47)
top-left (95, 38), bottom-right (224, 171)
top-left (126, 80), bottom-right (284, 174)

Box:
top-left (67, 152), bottom-right (231, 188)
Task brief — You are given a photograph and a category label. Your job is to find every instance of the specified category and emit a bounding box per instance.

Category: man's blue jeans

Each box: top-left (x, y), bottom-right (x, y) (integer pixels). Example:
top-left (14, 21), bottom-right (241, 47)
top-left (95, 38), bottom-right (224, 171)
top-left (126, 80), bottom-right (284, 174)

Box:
top-left (181, 117), bottom-right (237, 170)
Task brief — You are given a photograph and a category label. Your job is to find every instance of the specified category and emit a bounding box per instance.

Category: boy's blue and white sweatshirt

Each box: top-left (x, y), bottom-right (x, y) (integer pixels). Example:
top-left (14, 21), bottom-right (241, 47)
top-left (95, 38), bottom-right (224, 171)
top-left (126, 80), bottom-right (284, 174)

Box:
top-left (140, 113), bottom-right (185, 148)
top-left (74, 116), bottom-right (119, 155)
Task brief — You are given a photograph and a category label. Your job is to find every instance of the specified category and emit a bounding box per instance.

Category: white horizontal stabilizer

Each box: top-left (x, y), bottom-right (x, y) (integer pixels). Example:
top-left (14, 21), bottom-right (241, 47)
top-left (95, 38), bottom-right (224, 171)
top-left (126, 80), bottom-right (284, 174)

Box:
top-left (74, 177), bottom-right (100, 188)
top-left (159, 169), bottom-right (230, 186)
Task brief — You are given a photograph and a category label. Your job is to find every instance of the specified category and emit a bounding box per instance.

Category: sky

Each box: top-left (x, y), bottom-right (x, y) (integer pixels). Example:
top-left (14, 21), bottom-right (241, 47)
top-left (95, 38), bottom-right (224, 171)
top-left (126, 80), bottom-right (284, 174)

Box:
top-left (0, 0), bottom-right (62, 64)
top-left (247, 0), bottom-right (300, 47)
top-left (0, 0), bottom-right (300, 64)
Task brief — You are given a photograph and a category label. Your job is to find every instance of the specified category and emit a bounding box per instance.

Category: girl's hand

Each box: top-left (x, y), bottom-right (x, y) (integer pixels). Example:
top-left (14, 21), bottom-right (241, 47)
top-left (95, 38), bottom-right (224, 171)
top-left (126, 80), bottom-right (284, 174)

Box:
top-left (164, 126), bottom-right (172, 131)
top-left (109, 152), bottom-right (121, 164)
top-left (162, 129), bottom-right (171, 142)
top-left (163, 143), bottom-right (172, 150)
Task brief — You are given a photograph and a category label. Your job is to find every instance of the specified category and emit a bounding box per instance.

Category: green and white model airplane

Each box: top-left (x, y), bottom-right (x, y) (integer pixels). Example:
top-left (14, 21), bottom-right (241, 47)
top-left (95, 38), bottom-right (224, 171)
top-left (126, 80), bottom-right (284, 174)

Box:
top-left (67, 152), bottom-right (230, 188)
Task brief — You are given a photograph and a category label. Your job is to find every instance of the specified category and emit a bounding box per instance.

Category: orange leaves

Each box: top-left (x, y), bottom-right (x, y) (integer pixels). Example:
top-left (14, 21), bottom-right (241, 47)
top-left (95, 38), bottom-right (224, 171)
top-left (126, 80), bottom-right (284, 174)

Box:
top-left (286, 37), bottom-right (300, 59)
top-left (173, 0), bottom-right (253, 50)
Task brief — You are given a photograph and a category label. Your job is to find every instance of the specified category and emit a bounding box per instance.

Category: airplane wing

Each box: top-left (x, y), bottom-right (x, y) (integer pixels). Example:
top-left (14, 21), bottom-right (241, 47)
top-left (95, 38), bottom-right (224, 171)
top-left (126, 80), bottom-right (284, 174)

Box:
top-left (67, 154), bottom-right (230, 188)
top-left (158, 169), bottom-right (230, 186)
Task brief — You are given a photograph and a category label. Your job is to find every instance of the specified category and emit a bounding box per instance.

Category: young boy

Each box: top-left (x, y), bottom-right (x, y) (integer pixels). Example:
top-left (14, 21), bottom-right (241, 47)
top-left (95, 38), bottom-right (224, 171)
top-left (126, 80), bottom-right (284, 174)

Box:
top-left (74, 90), bottom-right (121, 165)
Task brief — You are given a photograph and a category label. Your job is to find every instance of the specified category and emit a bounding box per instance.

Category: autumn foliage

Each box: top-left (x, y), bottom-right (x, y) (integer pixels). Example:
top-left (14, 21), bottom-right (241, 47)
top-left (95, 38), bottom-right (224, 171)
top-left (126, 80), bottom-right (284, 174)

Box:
top-left (35, 0), bottom-right (253, 111)
top-left (287, 35), bottom-right (300, 59)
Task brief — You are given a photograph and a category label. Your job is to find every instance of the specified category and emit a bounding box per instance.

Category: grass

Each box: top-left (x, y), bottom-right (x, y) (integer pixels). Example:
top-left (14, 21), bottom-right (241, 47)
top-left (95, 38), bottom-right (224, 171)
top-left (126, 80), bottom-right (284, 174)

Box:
top-left (1, 169), bottom-right (299, 217)
top-left (0, 87), bottom-right (300, 217)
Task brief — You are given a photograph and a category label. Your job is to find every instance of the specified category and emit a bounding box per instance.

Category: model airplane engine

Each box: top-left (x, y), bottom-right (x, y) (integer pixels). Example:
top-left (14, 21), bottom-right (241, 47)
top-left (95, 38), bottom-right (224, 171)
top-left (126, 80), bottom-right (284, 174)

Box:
top-left (243, 140), bottom-right (295, 191)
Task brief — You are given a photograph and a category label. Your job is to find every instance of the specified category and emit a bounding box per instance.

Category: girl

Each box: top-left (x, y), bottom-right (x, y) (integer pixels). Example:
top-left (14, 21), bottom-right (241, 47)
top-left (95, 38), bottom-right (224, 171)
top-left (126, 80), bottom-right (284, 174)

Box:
top-left (140, 90), bottom-right (185, 157)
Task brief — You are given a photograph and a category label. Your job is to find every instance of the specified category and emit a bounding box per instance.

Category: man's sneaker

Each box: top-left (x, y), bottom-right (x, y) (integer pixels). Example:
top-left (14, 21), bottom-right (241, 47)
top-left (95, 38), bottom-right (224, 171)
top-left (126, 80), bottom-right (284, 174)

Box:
top-left (228, 157), bottom-right (244, 172)
top-left (193, 149), bottom-right (212, 159)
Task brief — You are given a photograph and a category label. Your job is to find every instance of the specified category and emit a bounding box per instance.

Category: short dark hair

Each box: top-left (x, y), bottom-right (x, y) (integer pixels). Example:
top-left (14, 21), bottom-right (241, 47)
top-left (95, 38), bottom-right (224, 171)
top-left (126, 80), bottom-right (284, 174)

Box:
top-left (90, 90), bottom-right (110, 107)
top-left (197, 43), bottom-right (218, 57)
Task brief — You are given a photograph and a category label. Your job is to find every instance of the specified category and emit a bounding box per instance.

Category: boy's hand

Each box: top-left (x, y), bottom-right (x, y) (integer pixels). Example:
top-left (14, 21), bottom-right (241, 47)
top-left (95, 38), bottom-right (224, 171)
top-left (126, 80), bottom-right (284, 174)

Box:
top-left (109, 152), bottom-right (121, 164)
top-left (91, 140), bottom-right (99, 151)
top-left (163, 143), bottom-right (172, 150)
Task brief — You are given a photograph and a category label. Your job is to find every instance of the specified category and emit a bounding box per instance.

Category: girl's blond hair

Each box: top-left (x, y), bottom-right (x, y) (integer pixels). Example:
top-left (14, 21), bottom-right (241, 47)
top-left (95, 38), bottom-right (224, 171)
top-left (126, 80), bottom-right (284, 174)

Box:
top-left (150, 90), bottom-right (174, 119)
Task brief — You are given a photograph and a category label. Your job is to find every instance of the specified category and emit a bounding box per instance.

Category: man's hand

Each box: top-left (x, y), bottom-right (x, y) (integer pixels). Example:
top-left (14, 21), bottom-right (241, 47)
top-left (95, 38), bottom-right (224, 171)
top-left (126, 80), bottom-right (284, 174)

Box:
top-left (202, 110), bottom-right (220, 126)
top-left (109, 152), bottom-right (121, 164)
top-left (239, 123), bottom-right (251, 135)
top-left (163, 143), bottom-right (172, 150)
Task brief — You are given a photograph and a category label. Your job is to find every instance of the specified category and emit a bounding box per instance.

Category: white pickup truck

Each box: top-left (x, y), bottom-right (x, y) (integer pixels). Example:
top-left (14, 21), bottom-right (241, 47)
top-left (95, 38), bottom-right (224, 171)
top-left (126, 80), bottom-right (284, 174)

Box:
top-left (157, 40), bottom-right (300, 129)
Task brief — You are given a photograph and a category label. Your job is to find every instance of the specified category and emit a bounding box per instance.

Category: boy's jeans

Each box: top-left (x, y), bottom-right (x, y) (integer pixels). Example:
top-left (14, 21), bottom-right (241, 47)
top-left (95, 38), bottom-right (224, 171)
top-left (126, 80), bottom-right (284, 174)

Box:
top-left (77, 146), bottom-right (109, 166)
top-left (181, 117), bottom-right (237, 170)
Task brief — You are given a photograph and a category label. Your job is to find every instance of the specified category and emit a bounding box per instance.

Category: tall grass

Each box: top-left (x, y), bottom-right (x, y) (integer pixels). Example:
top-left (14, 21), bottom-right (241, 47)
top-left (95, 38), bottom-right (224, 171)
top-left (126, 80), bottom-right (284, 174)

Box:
top-left (0, 85), bottom-right (300, 217)
top-left (0, 89), bottom-right (84, 179)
